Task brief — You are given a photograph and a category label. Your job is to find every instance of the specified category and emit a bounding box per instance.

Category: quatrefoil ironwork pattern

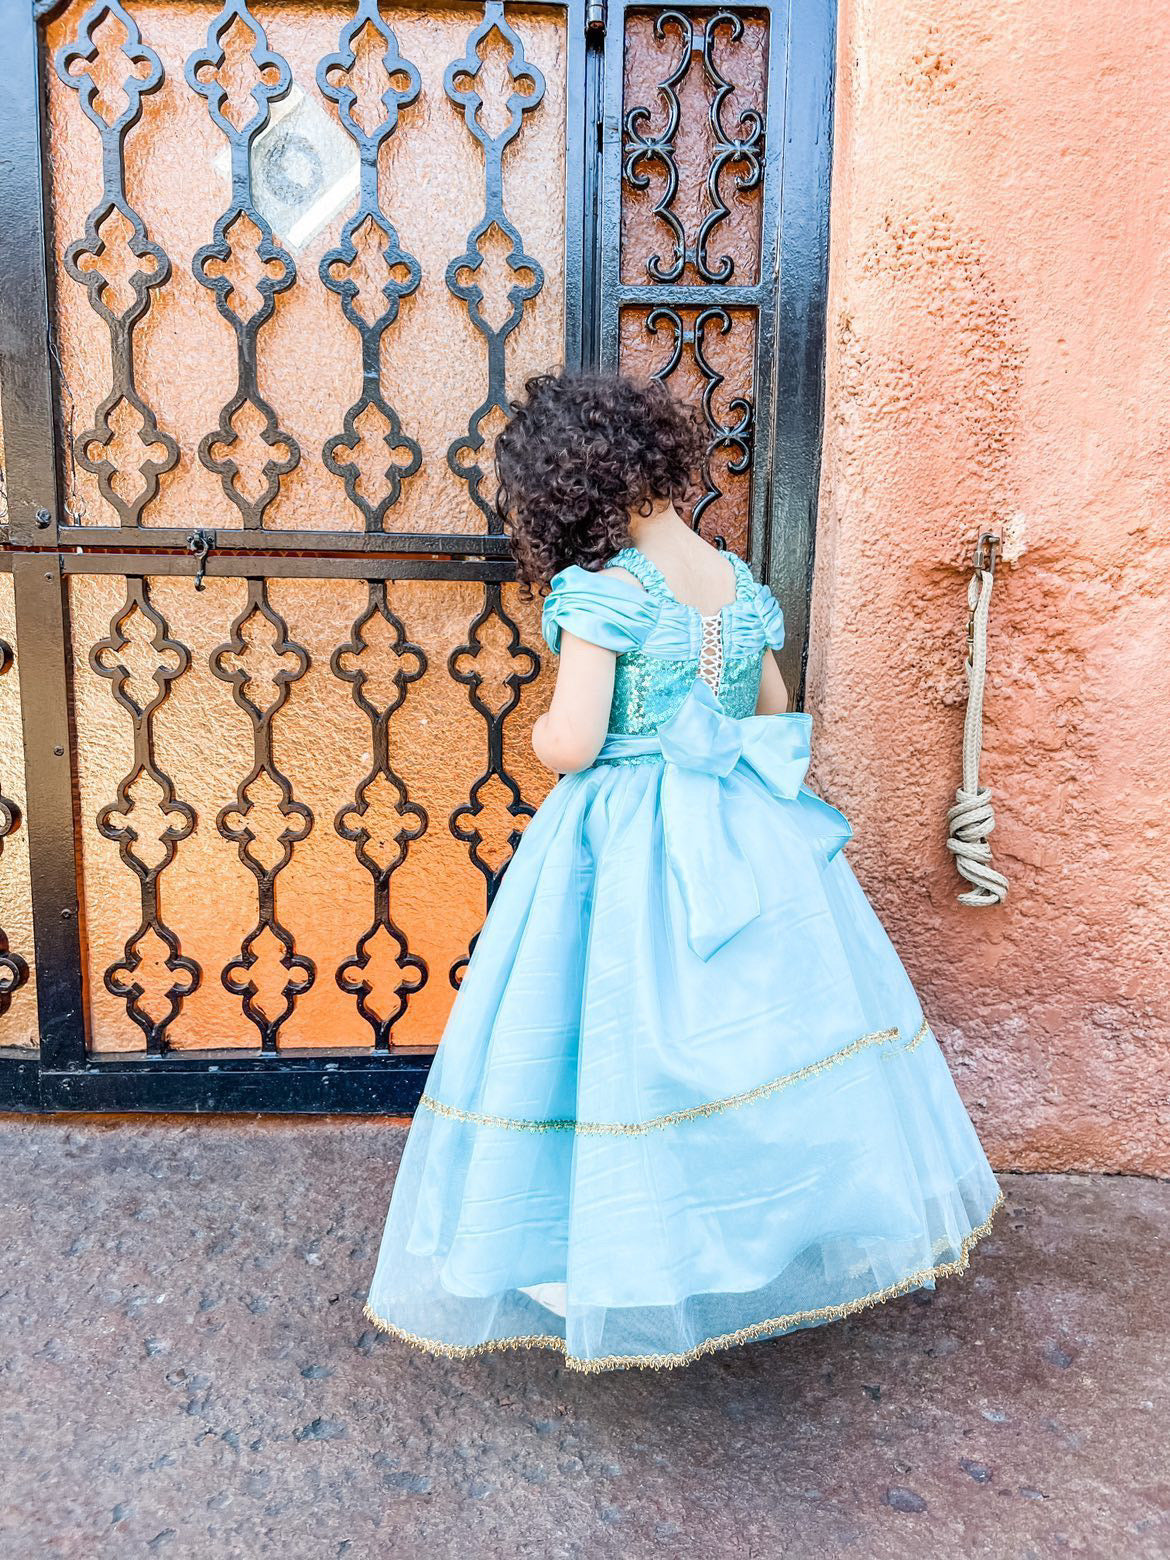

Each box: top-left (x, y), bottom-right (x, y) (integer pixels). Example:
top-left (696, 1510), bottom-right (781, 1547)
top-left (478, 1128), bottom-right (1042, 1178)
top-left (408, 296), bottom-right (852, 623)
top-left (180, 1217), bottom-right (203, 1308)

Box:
top-left (444, 2), bottom-right (546, 532)
top-left (55, 0), bottom-right (178, 526)
top-left (188, 1), bottom-right (300, 529)
top-left (210, 581), bottom-right (315, 1046)
top-left (447, 584), bottom-right (540, 987)
top-left (332, 582), bottom-right (428, 1046)
top-left (318, 2), bottom-right (422, 530)
top-left (90, 580), bottom-right (200, 1049)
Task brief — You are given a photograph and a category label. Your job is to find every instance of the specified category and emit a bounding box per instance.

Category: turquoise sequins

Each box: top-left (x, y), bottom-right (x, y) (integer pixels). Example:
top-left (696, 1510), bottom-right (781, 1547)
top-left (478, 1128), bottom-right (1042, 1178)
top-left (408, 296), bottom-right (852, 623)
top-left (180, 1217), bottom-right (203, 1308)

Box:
top-left (608, 649), bottom-right (763, 734)
top-left (609, 655), bottom-right (700, 734)
top-left (715, 653), bottom-right (765, 719)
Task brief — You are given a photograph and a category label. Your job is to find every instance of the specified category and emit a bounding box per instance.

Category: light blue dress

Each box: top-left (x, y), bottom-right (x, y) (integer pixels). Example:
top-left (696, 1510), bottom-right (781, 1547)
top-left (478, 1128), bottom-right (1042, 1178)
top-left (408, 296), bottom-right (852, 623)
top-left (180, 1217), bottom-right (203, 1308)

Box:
top-left (366, 548), bottom-right (1001, 1372)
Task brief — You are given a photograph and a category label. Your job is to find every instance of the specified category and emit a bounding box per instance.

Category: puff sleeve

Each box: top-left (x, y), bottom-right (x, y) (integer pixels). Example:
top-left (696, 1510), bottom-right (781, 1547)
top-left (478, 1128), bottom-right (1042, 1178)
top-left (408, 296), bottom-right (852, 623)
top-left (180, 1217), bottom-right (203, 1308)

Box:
top-left (749, 581), bottom-right (786, 651)
top-left (541, 565), bottom-right (659, 655)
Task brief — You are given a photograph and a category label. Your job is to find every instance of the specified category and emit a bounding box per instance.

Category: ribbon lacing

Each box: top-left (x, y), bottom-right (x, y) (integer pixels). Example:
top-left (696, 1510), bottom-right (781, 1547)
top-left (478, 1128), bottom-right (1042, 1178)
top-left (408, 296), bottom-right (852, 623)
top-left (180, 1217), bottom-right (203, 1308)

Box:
top-left (697, 611), bottom-right (724, 693)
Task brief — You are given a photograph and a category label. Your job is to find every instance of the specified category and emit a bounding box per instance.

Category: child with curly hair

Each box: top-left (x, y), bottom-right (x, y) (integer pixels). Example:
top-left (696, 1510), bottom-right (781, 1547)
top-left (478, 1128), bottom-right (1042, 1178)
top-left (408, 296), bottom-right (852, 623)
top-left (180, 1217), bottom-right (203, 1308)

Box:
top-left (365, 371), bottom-right (1000, 1373)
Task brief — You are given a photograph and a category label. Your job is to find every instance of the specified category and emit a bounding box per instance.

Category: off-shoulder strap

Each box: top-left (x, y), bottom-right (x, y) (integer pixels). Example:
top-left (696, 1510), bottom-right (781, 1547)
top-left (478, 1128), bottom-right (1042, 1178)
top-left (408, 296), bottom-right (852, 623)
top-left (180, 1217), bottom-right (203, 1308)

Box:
top-left (726, 551), bottom-right (757, 601)
top-left (722, 552), bottom-right (785, 647)
top-left (541, 564), bottom-right (659, 655)
top-left (607, 546), bottom-right (673, 598)
top-left (748, 578), bottom-right (786, 650)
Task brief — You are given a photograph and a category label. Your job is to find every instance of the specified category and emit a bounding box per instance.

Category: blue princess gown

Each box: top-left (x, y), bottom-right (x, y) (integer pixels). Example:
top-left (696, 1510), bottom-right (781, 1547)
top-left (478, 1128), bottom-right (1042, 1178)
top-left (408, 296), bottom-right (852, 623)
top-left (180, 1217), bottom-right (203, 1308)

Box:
top-left (366, 548), bottom-right (1001, 1371)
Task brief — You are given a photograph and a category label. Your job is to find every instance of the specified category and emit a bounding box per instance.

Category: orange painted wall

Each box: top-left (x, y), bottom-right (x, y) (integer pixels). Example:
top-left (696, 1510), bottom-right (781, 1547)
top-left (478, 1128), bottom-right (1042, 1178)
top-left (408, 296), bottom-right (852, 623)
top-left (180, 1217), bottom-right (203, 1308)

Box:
top-left (809, 0), bottom-right (1170, 1172)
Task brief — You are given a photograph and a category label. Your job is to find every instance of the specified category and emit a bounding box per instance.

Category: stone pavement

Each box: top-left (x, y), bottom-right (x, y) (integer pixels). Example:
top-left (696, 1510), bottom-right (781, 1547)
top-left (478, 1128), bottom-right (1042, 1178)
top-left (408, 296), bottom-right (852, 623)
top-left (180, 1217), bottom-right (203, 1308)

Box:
top-left (1, 1115), bottom-right (1166, 1559)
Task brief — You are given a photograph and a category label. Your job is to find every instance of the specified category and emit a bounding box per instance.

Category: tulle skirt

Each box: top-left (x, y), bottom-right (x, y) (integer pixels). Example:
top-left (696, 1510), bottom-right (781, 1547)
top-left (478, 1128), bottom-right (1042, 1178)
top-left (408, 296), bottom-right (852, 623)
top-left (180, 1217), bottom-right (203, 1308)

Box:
top-left (366, 756), bottom-right (1001, 1372)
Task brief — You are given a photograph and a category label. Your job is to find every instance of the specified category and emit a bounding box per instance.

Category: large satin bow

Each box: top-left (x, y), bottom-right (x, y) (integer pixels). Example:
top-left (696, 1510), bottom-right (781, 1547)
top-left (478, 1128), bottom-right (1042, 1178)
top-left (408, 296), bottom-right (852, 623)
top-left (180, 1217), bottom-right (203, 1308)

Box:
top-left (595, 680), bottom-right (852, 960)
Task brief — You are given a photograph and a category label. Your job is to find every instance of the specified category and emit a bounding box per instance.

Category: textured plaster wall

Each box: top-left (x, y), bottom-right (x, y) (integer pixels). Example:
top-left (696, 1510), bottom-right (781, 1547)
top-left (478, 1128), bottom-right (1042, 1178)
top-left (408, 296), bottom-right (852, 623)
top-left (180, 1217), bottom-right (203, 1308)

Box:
top-left (809, 0), bottom-right (1170, 1173)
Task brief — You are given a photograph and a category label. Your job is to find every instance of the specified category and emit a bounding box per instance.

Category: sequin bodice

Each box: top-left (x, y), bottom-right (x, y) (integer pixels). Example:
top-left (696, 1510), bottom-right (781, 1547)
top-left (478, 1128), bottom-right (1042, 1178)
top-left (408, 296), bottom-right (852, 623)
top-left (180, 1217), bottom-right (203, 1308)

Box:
top-left (609, 648), bottom-right (762, 733)
top-left (603, 549), bottom-right (764, 735)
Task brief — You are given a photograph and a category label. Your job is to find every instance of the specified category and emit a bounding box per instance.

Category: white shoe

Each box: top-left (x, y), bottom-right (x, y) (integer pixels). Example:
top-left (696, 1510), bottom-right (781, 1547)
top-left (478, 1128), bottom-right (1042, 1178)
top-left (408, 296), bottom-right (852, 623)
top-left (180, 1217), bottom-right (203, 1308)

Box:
top-left (519, 1282), bottom-right (567, 1319)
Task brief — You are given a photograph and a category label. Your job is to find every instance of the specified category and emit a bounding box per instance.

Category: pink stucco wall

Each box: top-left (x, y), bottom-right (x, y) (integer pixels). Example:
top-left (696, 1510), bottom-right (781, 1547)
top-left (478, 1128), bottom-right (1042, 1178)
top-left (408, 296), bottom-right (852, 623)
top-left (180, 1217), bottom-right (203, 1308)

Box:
top-left (809, 0), bottom-right (1170, 1172)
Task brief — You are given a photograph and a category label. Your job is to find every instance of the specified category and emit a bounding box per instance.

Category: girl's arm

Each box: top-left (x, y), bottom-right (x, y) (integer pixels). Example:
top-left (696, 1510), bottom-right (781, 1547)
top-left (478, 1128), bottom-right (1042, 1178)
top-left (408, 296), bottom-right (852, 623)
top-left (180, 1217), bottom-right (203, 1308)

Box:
top-left (532, 630), bottom-right (617, 774)
top-left (756, 650), bottom-right (789, 715)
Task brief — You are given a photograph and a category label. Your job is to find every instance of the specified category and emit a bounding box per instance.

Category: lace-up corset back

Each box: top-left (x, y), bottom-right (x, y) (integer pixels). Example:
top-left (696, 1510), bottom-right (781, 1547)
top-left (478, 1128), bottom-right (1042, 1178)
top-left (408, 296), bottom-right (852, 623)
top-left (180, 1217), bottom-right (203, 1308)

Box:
top-left (604, 548), bottom-right (762, 735)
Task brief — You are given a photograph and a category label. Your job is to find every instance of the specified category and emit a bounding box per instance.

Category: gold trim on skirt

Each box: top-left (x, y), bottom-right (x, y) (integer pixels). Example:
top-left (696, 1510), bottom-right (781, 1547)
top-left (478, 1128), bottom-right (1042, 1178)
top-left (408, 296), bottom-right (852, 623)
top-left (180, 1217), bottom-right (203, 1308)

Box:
top-left (362, 1192), bottom-right (1003, 1374)
top-left (418, 1018), bottom-right (930, 1136)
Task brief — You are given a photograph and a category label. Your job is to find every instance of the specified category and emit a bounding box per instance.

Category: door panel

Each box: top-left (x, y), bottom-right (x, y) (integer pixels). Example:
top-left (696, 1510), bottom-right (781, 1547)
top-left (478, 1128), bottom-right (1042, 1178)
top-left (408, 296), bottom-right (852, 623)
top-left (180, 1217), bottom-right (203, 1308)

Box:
top-left (619, 8), bottom-right (767, 290)
top-left (617, 302), bottom-right (757, 554)
top-left (68, 571), bottom-right (555, 1055)
top-left (43, 0), bottom-right (573, 544)
top-left (38, 0), bottom-right (572, 1068)
top-left (600, 1), bottom-right (782, 566)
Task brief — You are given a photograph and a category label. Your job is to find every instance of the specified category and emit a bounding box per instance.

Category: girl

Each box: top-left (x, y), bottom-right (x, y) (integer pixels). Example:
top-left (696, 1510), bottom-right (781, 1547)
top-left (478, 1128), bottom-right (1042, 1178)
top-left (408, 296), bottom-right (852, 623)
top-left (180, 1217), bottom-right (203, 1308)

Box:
top-left (365, 371), bottom-right (1000, 1373)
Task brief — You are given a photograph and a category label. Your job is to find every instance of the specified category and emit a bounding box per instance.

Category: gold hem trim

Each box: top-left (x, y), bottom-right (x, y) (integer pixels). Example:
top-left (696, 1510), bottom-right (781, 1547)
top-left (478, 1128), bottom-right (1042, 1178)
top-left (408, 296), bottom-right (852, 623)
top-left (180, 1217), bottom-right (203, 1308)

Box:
top-left (904, 1019), bottom-right (930, 1052)
top-left (420, 1019), bottom-right (931, 1136)
top-left (361, 1191), bottom-right (1003, 1374)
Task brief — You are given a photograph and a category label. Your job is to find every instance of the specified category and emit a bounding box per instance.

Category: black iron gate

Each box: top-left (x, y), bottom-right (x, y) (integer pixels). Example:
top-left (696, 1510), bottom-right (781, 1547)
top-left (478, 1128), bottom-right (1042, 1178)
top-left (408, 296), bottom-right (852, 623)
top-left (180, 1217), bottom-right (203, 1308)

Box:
top-left (0, 0), bottom-right (836, 1113)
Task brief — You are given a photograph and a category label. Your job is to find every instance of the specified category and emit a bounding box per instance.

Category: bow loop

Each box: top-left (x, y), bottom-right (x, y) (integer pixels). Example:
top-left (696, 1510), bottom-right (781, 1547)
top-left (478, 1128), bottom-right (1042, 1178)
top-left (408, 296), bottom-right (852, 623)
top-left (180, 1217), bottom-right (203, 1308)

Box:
top-left (657, 678), bottom-right (814, 795)
top-left (594, 680), bottom-right (851, 961)
top-left (739, 711), bottom-right (813, 798)
top-left (656, 678), bottom-right (743, 776)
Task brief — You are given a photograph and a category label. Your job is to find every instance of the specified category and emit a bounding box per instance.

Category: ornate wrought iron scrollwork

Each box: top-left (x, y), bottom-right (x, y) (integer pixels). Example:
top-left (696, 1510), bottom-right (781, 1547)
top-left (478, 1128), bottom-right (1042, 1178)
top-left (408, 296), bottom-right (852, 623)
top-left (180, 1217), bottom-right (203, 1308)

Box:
top-left (696, 14), bottom-right (764, 284)
top-left (447, 585), bottom-right (539, 987)
top-left (187, 2), bottom-right (300, 528)
top-left (646, 306), bottom-right (753, 539)
top-left (439, 6), bottom-right (546, 985)
top-left (90, 581), bottom-right (200, 1049)
top-left (0, 640), bottom-right (30, 1021)
top-left (623, 9), bottom-right (688, 284)
top-left (318, 2), bottom-right (422, 530)
top-left (444, 1), bottom-right (546, 532)
top-left (623, 10), bottom-right (764, 286)
top-left (55, 0), bottom-right (179, 526)
top-left (331, 583), bottom-right (428, 1048)
top-left (211, 582), bottom-right (314, 1046)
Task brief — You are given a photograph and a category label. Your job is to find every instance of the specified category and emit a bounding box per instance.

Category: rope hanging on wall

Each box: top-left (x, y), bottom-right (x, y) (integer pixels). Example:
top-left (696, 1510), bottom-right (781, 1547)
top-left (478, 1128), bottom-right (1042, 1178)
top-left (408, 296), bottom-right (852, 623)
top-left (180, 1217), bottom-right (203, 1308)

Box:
top-left (946, 533), bottom-right (1008, 907)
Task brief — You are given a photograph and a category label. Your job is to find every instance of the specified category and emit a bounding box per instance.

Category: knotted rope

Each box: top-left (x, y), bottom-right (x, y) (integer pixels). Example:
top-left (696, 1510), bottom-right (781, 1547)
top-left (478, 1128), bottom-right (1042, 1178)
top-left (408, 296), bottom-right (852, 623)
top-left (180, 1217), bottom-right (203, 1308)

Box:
top-left (946, 534), bottom-right (1008, 907)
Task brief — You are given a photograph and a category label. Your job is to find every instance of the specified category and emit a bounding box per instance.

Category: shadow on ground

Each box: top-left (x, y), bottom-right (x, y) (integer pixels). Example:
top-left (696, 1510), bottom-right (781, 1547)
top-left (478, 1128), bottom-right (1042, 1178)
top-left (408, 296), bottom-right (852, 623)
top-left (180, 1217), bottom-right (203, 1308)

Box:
top-left (1, 1116), bottom-right (1166, 1558)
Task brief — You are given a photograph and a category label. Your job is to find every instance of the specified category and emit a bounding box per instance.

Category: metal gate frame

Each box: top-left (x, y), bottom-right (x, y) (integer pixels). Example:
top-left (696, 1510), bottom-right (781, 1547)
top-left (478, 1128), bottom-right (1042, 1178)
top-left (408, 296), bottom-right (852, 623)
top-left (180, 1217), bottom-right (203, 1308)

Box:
top-left (0, 0), bottom-right (837, 1113)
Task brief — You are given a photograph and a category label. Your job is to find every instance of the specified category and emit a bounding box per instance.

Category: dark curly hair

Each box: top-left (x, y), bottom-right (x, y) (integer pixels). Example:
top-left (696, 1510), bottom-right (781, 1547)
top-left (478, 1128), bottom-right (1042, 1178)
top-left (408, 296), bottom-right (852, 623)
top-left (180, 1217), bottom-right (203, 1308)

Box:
top-left (494, 370), bottom-right (704, 588)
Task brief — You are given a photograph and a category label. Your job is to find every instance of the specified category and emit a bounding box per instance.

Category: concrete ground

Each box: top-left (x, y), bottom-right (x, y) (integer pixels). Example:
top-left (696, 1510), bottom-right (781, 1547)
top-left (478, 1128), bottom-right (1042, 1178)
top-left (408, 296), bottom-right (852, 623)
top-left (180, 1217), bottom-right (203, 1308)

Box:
top-left (0, 1118), bottom-right (1166, 1560)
